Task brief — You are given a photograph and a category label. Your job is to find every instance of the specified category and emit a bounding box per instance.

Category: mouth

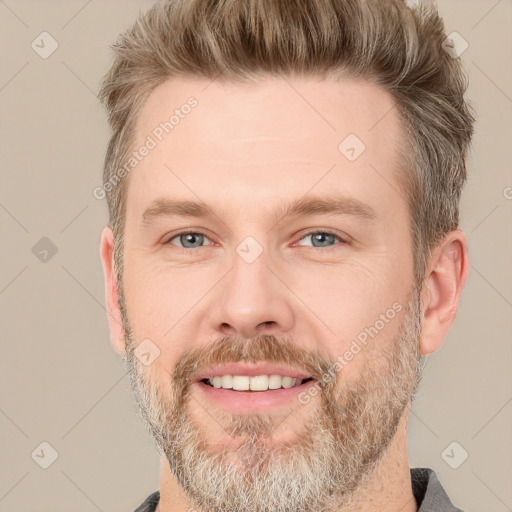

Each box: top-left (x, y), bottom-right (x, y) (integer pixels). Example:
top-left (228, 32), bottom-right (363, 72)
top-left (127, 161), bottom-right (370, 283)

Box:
top-left (190, 363), bottom-right (317, 411)
top-left (200, 375), bottom-right (315, 391)
top-left (193, 375), bottom-right (317, 412)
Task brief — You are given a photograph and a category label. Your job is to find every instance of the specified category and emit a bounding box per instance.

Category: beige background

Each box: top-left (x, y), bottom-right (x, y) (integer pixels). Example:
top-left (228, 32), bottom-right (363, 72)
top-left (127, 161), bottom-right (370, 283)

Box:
top-left (1, 1), bottom-right (511, 511)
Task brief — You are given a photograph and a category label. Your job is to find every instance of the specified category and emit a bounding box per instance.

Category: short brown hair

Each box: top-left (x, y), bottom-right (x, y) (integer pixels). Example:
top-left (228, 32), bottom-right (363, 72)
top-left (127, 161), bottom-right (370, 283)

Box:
top-left (99, 0), bottom-right (475, 287)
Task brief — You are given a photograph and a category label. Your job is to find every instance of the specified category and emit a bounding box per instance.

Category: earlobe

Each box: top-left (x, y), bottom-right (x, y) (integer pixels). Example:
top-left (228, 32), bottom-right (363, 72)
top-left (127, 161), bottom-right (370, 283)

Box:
top-left (99, 226), bottom-right (126, 357)
top-left (419, 231), bottom-right (469, 356)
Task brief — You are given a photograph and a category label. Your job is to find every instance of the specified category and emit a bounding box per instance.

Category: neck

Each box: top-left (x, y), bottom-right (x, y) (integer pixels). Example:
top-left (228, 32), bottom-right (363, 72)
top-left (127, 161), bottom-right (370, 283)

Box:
top-left (157, 410), bottom-right (417, 512)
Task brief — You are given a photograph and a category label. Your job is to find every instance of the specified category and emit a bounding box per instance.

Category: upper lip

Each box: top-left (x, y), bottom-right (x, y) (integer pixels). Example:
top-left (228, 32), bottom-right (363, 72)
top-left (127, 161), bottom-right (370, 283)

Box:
top-left (191, 363), bottom-right (314, 383)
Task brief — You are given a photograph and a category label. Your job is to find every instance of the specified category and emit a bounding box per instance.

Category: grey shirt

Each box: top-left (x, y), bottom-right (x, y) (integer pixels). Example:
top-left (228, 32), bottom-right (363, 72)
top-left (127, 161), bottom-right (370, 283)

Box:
top-left (133, 467), bottom-right (468, 511)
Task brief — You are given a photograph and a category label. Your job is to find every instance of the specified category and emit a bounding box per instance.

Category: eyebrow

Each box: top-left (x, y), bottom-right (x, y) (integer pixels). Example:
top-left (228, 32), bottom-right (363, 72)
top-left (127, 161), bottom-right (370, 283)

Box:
top-left (139, 193), bottom-right (377, 230)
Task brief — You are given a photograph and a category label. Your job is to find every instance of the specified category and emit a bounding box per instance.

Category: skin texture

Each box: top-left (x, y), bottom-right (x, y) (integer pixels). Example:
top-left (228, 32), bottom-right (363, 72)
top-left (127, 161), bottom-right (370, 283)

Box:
top-left (100, 75), bottom-right (469, 512)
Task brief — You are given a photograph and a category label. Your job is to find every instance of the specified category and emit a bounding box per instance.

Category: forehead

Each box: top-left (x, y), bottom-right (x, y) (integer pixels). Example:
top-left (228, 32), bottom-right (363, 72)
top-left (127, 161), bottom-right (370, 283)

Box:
top-left (126, 74), bottom-right (406, 221)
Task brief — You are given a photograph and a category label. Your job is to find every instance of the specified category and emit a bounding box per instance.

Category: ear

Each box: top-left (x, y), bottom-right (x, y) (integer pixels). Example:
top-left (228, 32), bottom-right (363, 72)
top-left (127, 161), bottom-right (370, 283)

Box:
top-left (419, 230), bottom-right (469, 355)
top-left (99, 226), bottom-right (126, 357)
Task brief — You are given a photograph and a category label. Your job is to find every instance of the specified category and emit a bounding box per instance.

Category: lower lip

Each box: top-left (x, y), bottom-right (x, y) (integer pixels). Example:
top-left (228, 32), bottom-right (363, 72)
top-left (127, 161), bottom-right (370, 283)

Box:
top-left (194, 379), bottom-right (317, 412)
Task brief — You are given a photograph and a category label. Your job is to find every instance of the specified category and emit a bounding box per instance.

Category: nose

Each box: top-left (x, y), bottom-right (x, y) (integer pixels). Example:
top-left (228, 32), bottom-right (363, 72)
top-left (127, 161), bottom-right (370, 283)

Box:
top-left (211, 248), bottom-right (295, 340)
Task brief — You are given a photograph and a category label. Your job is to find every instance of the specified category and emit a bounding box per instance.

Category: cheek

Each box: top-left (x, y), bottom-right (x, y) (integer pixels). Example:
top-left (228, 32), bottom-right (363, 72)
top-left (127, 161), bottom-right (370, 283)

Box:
top-left (289, 262), bottom-right (406, 377)
top-left (121, 263), bottom-right (201, 378)
top-left (122, 257), bottom-right (195, 330)
top-left (292, 258), bottom-right (402, 325)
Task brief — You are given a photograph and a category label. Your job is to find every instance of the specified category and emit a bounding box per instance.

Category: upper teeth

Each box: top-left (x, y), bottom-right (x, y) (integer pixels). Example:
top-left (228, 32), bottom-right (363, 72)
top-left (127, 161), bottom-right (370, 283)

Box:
top-left (208, 375), bottom-right (303, 391)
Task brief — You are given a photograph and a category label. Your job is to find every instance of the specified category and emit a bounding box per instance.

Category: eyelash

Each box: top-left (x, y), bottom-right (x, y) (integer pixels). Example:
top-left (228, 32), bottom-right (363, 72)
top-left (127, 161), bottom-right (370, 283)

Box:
top-left (164, 229), bottom-right (348, 252)
top-left (297, 230), bottom-right (349, 250)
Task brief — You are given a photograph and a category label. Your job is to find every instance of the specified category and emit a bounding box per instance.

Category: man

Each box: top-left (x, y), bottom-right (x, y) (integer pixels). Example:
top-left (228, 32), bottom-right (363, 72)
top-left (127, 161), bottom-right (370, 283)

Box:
top-left (98, 0), bottom-right (475, 511)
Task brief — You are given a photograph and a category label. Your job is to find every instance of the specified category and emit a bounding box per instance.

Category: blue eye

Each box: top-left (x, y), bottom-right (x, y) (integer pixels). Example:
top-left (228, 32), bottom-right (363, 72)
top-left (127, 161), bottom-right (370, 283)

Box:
top-left (296, 231), bottom-right (345, 249)
top-left (164, 230), bottom-right (347, 251)
top-left (167, 231), bottom-right (212, 249)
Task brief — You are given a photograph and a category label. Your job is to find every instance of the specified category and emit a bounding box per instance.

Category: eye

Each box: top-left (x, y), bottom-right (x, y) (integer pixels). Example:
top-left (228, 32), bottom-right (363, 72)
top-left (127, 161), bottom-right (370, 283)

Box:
top-left (163, 230), bottom-right (347, 251)
top-left (165, 231), bottom-right (213, 249)
top-left (295, 231), bottom-right (347, 249)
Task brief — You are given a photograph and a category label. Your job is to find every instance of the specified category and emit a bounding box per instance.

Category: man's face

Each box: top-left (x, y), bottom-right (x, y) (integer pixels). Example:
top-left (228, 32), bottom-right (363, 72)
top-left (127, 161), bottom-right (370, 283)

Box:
top-left (118, 75), bottom-right (422, 511)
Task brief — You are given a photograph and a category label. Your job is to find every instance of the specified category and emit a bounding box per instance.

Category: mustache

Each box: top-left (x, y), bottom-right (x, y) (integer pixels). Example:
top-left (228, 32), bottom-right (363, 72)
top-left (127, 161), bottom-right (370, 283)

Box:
top-left (172, 334), bottom-right (335, 387)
